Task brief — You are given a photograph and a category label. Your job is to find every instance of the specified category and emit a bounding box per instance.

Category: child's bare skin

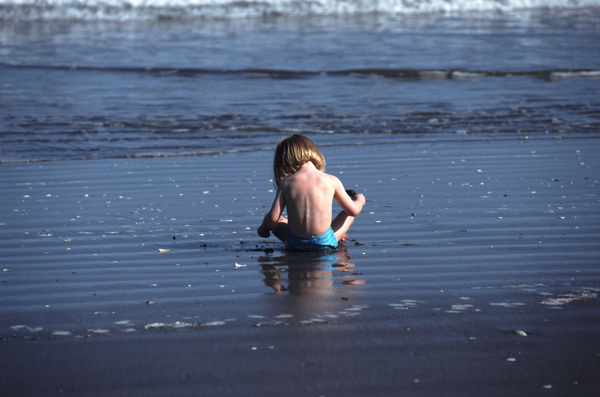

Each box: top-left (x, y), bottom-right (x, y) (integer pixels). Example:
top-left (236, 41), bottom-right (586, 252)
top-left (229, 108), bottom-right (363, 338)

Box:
top-left (258, 156), bottom-right (365, 245)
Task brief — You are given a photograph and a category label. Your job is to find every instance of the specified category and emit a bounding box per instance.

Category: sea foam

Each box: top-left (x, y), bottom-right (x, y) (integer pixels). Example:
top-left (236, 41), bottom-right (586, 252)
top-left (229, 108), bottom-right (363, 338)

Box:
top-left (1, 0), bottom-right (598, 21)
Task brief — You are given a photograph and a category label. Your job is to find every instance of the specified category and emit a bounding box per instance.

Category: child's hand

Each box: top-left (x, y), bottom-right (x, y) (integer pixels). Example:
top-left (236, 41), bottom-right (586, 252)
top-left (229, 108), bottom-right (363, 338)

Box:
top-left (257, 225), bottom-right (270, 238)
top-left (353, 193), bottom-right (366, 206)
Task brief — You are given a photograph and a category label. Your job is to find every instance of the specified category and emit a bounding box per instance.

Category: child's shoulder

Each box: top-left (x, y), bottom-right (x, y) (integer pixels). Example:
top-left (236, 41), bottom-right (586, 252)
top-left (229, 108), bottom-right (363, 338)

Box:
top-left (319, 172), bottom-right (344, 191)
top-left (323, 171), bottom-right (341, 183)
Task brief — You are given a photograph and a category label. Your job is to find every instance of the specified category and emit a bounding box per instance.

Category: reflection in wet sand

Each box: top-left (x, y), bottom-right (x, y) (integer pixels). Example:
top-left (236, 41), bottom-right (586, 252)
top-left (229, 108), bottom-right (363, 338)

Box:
top-left (259, 246), bottom-right (365, 295)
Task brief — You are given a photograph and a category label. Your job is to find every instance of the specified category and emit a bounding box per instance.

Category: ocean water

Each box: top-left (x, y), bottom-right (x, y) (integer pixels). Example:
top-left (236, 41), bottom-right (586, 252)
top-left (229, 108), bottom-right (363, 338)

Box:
top-left (1, 0), bottom-right (600, 162)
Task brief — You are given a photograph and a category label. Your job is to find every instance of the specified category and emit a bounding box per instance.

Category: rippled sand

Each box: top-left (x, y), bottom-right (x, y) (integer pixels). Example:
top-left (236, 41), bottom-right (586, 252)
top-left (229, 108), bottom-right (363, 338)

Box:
top-left (1, 134), bottom-right (599, 396)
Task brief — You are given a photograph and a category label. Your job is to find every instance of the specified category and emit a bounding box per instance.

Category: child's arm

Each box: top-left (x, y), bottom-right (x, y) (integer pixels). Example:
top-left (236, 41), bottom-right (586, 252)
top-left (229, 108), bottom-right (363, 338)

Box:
top-left (257, 189), bottom-right (286, 238)
top-left (333, 177), bottom-right (365, 216)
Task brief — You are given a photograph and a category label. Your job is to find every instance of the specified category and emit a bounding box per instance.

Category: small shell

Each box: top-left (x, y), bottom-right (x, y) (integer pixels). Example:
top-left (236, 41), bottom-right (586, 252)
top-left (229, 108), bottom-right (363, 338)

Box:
top-left (158, 248), bottom-right (170, 253)
top-left (515, 330), bottom-right (528, 337)
top-left (88, 328), bottom-right (110, 334)
top-left (144, 322), bottom-right (168, 329)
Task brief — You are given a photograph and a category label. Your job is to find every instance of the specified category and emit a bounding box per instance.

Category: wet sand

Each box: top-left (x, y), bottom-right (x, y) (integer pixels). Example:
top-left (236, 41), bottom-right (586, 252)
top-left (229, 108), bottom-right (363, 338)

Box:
top-left (1, 134), bottom-right (599, 396)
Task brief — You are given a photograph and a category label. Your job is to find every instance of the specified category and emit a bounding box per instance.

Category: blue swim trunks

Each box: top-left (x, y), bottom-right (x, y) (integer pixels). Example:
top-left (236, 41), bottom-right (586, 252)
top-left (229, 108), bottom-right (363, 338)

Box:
top-left (286, 228), bottom-right (338, 252)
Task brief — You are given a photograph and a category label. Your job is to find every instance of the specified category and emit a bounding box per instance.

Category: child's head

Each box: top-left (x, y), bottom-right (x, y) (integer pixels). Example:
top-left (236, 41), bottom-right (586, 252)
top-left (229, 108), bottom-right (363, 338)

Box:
top-left (273, 134), bottom-right (325, 187)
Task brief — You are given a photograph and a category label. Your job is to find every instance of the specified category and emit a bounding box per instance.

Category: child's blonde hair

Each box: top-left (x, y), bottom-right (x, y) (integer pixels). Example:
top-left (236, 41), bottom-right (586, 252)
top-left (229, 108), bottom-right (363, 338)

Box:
top-left (273, 134), bottom-right (325, 188)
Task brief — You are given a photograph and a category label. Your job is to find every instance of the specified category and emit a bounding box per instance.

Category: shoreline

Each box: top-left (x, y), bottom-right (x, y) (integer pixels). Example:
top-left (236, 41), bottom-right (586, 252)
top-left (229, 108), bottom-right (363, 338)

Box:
top-left (1, 131), bottom-right (596, 165)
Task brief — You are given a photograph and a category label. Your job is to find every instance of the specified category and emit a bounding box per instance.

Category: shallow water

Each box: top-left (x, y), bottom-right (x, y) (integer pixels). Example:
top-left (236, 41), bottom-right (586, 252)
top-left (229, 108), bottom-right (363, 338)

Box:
top-left (1, 6), bottom-right (600, 162)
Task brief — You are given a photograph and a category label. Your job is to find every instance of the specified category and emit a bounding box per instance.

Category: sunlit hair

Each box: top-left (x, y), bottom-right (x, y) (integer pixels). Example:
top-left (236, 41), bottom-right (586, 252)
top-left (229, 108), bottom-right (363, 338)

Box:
top-left (273, 134), bottom-right (326, 188)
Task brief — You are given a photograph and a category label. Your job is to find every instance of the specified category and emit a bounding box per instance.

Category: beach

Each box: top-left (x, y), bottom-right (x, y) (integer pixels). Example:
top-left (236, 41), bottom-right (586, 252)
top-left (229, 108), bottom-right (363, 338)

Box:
top-left (2, 0), bottom-right (600, 395)
top-left (2, 133), bottom-right (599, 396)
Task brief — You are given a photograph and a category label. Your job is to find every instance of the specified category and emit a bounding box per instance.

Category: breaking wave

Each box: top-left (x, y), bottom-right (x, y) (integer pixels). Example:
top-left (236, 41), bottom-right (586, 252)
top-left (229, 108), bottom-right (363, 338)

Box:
top-left (1, 0), bottom-right (599, 21)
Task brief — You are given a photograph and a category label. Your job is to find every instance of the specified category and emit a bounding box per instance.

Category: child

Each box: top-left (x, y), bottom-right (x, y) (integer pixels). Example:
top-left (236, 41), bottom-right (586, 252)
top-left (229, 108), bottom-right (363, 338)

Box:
top-left (257, 134), bottom-right (366, 251)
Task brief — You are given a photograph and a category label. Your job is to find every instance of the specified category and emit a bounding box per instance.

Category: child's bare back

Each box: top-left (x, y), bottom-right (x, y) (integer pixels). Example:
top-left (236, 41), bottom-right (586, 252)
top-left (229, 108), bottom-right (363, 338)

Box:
top-left (281, 161), bottom-right (341, 238)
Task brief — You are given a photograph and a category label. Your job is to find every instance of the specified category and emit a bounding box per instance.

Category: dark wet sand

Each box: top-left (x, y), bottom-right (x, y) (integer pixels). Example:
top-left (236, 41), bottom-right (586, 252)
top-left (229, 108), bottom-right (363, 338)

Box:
top-left (1, 134), bottom-right (599, 396)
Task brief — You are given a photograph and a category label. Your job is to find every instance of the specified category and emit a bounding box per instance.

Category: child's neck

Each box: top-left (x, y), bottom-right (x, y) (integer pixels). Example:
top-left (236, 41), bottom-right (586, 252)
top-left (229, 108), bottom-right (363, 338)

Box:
top-left (300, 161), bottom-right (316, 171)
